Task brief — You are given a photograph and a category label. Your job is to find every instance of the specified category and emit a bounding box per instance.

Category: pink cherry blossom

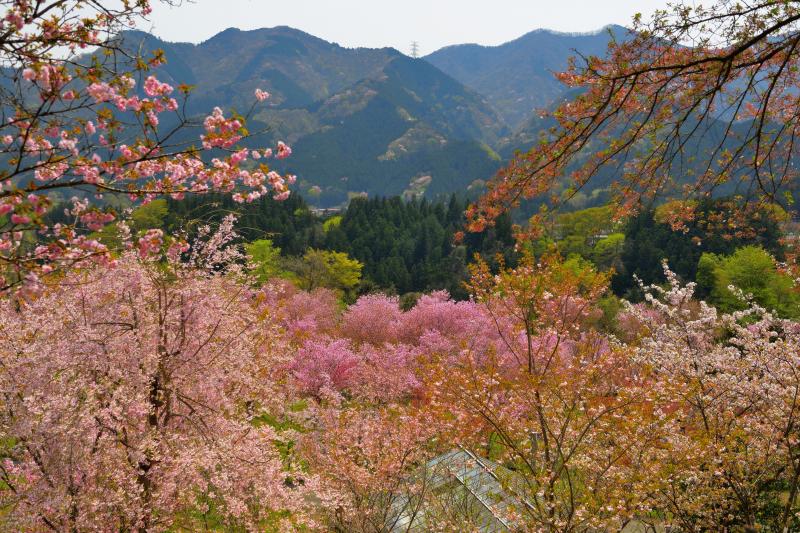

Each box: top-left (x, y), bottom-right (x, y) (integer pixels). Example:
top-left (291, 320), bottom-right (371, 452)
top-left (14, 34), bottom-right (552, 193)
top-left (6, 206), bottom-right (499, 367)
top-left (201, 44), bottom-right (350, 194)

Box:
top-left (291, 337), bottom-right (362, 397)
top-left (0, 255), bottom-right (315, 530)
top-left (137, 228), bottom-right (164, 259)
top-left (143, 75), bottom-right (174, 97)
top-left (276, 140), bottom-right (292, 159)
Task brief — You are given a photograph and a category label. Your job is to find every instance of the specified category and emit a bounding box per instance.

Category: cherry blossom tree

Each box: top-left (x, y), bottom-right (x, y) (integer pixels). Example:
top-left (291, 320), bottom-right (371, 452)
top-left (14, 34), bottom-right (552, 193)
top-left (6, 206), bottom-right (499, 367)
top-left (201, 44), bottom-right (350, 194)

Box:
top-left (0, 248), bottom-right (316, 530)
top-left (291, 337), bottom-right (363, 400)
top-left (292, 291), bottom-right (506, 406)
top-left (302, 405), bottom-right (437, 533)
top-left (416, 252), bottom-right (658, 532)
top-left (627, 266), bottom-right (800, 531)
top-left (259, 280), bottom-right (341, 342)
top-left (0, 0), bottom-right (295, 294)
top-left (339, 294), bottom-right (403, 346)
top-left (467, 252), bottom-right (608, 374)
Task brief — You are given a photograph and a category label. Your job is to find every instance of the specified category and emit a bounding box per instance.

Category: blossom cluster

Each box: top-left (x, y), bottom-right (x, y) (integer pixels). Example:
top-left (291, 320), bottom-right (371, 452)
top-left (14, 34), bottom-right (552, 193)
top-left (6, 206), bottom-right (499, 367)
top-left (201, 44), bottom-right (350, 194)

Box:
top-left (2, 59), bottom-right (294, 293)
top-left (0, 2), bottom-right (299, 295)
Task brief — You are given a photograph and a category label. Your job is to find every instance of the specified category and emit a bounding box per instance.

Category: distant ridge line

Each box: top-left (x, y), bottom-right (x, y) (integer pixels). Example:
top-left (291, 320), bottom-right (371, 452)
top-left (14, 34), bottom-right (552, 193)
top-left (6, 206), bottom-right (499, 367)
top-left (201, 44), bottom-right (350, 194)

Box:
top-left (427, 24), bottom-right (627, 55)
top-left (524, 24), bottom-right (625, 37)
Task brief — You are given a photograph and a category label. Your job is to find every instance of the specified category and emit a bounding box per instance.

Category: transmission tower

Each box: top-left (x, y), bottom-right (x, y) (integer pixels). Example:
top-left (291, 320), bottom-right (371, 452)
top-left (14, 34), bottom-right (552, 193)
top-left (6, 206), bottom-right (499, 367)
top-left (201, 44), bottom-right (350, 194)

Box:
top-left (410, 41), bottom-right (420, 59)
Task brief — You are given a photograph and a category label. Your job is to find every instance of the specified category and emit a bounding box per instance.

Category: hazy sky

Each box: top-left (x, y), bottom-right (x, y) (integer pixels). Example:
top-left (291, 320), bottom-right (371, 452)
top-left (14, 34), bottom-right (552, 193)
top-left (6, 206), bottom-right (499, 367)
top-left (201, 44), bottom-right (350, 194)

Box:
top-left (142, 0), bottom-right (671, 54)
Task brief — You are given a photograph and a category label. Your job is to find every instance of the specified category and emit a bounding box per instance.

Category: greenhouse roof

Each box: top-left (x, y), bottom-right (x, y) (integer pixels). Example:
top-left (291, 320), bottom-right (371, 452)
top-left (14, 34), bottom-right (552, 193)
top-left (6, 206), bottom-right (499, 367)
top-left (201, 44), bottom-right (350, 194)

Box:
top-left (388, 447), bottom-right (528, 532)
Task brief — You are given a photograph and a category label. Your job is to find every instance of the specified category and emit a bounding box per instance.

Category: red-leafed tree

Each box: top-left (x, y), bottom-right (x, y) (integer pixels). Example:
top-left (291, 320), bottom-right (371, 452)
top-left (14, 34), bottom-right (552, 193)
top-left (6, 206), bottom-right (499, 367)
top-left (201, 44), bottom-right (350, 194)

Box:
top-left (468, 1), bottom-right (800, 236)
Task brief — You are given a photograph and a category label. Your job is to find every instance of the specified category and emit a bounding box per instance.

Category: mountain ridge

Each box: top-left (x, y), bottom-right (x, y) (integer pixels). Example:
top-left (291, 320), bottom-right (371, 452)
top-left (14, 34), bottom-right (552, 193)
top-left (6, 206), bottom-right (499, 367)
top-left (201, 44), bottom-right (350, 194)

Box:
top-left (425, 24), bottom-right (629, 128)
top-left (429, 24), bottom-right (626, 54)
top-left (117, 24), bottom-right (629, 207)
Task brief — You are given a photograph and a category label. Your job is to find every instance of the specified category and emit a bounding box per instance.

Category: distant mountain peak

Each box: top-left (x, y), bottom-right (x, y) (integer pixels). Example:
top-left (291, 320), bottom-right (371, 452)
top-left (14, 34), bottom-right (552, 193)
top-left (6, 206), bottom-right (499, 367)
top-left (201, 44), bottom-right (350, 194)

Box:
top-left (519, 23), bottom-right (628, 38)
top-left (425, 24), bottom-right (626, 128)
top-left (428, 24), bottom-right (627, 54)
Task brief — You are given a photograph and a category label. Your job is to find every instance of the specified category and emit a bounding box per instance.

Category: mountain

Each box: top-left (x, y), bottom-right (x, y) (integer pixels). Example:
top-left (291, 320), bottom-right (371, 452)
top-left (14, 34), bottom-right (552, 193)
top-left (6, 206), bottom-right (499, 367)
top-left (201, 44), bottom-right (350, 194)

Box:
top-left (269, 55), bottom-right (507, 205)
top-left (123, 26), bottom-right (399, 111)
top-left (118, 25), bottom-right (795, 213)
top-left (425, 26), bottom-right (627, 129)
top-left (497, 90), bottom-right (800, 219)
top-left (122, 28), bottom-right (507, 206)
top-left (115, 25), bottom-right (649, 207)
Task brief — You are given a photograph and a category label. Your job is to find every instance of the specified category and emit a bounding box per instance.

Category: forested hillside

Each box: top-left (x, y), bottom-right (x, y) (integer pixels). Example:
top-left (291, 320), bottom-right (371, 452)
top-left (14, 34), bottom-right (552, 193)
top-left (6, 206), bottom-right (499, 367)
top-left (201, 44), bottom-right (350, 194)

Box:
top-left (158, 192), bottom-right (794, 313)
top-left (118, 28), bottom-right (507, 206)
top-left (162, 193), bottom-right (517, 299)
top-left (425, 26), bottom-right (627, 128)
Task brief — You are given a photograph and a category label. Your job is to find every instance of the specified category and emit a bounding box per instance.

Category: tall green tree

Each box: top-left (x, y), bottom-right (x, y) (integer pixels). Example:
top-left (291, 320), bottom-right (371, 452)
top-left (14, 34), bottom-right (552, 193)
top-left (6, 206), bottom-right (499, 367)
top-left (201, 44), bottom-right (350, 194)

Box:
top-left (696, 246), bottom-right (800, 319)
top-left (294, 250), bottom-right (363, 300)
top-left (612, 201), bottom-right (785, 297)
top-left (245, 240), bottom-right (295, 284)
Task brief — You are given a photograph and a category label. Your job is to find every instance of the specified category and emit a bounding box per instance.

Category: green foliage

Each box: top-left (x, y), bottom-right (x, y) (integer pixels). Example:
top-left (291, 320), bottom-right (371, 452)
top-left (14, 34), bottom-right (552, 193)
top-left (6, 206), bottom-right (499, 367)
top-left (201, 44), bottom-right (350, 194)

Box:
top-left (326, 195), bottom-right (517, 298)
top-left (165, 194), bottom-right (326, 256)
top-left (595, 295), bottom-right (623, 333)
top-left (322, 215), bottom-right (342, 233)
top-left (92, 199), bottom-right (170, 249)
top-left (555, 206), bottom-right (617, 254)
top-left (695, 253), bottom-right (719, 300)
top-left (245, 240), bottom-right (295, 284)
top-left (399, 292), bottom-right (422, 311)
top-left (90, 223), bottom-right (124, 249)
top-left (160, 193), bottom-right (517, 299)
top-left (591, 233), bottom-right (625, 272)
top-left (532, 206), bottom-right (623, 271)
top-left (294, 249), bottom-right (363, 298)
top-left (697, 246), bottom-right (800, 318)
top-left (611, 201), bottom-right (785, 298)
top-left (131, 199), bottom-right (169, 231)
top-left (560, 255), bottom-right (600, 280)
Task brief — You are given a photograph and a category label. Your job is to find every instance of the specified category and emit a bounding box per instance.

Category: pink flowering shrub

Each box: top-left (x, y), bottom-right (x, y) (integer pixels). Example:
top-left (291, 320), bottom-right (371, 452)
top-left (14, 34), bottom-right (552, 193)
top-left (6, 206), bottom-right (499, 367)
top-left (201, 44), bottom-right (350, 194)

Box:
top-left (616, 301), bottom-right (666, 339)
top-left (258, 280), bottom-right (340, 340)
top-left (340, 291), bottom-right (505, 357)
top-left (291, 257), bottom-right (800, 530)
top-left (290, 338), bottom-right (421, 403)
top-left (356, 343), bottom-right (422, 402)
top-left (294, 291), bottom-right (514, 404)
top-left (291, 338), bottom-right (361, 398)
top-left (281, 253), bottom-right (800, 529)
top-left (399, 291), bottom-right (506, 357)
top-left (399, 291), bottom-right (474, 340)
top-left (340, 294), bottom-right (403, 345)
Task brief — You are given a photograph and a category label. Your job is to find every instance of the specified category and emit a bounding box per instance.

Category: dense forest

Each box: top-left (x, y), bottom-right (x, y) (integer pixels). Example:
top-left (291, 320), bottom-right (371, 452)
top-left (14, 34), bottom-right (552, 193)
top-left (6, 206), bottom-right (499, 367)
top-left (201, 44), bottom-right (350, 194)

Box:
top-left (163, 193), bottom-right (516, 299)
top-left (161, 193), bottom-right (798, 315)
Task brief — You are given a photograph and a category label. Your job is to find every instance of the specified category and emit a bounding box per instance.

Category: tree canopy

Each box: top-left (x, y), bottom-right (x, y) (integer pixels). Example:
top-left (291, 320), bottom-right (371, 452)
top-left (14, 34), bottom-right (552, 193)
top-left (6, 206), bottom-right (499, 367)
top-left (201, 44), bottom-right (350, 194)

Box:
top-left (468, 0), bottom-right (800, 245)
